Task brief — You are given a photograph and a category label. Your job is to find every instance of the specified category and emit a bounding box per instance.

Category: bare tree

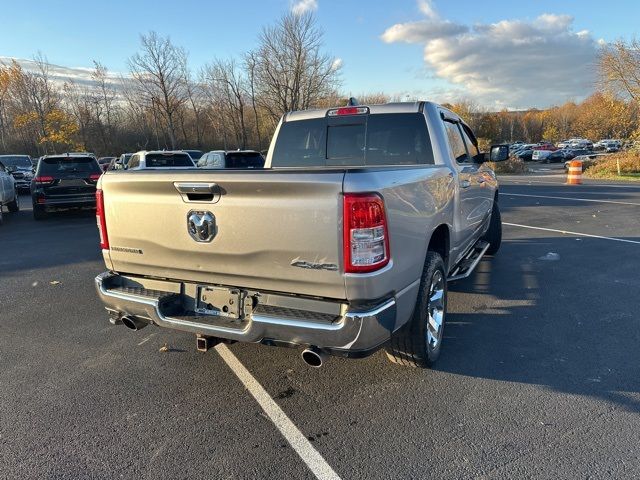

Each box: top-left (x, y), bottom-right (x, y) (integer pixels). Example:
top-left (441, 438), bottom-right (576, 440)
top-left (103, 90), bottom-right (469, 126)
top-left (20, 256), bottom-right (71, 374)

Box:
top-left (598, 38), bottom-right (640, 101)
top-left (91, 61), bottom-right (118, 151)
top-left (184, 72), bottom-right (206, 148)
top-left (129, 31), bottom-right (188, 149)
top-left (252, 12), bottom-right (341, 123)
top-left (63, 80), bottom-right (92, 149)
top-left (203, 59), bottom-right (249, 149)
top-left (244, 51), bottom-right (263, 151)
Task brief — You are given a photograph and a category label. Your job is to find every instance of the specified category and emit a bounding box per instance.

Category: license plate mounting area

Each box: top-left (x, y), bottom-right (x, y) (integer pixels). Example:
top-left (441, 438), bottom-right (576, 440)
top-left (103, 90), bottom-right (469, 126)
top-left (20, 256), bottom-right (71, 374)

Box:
top-left (195, 286), bottom-right (246, 319)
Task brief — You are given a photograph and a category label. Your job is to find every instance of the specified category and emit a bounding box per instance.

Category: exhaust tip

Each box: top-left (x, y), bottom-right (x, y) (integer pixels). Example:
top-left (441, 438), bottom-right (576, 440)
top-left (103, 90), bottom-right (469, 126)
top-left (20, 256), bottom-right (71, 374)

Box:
top-left (121, 316), bottom-right (147, 331)
top-left (301, 348), bottom-right (326, 368)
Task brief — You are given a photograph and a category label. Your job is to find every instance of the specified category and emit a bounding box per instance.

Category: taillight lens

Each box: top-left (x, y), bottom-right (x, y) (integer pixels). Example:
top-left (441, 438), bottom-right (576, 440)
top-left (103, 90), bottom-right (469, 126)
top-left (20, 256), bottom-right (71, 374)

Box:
top-left (96, 189), bottom-right (109, 250)
top-left (34, 175), bottom-right (55, 184)
top-left (89, 173), bottom-right (101, 182)
top-left (343, 193), bottom-right (390, 273)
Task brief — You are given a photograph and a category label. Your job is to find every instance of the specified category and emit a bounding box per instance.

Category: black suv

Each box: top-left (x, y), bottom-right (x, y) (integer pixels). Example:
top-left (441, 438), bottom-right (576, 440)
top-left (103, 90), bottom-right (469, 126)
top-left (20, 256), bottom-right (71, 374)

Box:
top-left (31, 154), bottom-right (102, 220)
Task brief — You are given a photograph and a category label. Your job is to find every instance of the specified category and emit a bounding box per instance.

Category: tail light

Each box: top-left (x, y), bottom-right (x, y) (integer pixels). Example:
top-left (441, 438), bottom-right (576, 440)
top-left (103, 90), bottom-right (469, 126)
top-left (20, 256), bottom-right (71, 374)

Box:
top-left (343, 193), bottom-right (390, 273)
top-left (96, 189), bottom-right (109, 250)
top-left (34, 175), bottom-right (54, 185)
top-left (88, 173), bottom-right (101, 182)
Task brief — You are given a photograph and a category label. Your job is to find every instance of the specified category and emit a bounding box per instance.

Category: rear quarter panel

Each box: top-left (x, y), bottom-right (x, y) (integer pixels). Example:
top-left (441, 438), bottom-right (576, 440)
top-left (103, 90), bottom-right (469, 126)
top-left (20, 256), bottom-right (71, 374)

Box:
top-left (343, 166), bottom-right (455, 304)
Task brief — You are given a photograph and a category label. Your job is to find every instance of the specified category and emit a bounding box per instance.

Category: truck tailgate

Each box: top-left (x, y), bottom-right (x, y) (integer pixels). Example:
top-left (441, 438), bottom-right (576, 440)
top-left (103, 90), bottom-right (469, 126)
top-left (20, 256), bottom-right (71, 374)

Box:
top-left (100, 170), bottom-right (346, 299)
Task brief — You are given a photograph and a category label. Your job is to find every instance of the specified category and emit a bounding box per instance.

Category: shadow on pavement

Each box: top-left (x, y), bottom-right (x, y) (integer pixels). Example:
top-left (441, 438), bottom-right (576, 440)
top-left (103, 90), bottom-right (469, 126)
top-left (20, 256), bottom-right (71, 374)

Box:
top-left (443, 235), bottom-right (640, 413)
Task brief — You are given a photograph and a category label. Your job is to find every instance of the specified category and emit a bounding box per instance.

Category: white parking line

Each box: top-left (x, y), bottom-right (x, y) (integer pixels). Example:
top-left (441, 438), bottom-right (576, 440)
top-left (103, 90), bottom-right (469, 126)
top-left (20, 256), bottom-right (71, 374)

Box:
top-left (503, 222), bottom-right (640, 245)
top-left (215, 344), bottom-right (341, 480)
top-left (500, 192), bottom-right (640, 206)
top-left (499, 178), bottom-right (640, 189)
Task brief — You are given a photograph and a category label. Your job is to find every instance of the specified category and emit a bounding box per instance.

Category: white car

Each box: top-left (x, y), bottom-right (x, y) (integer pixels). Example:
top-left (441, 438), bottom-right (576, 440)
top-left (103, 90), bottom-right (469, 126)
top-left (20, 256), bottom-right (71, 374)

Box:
top-left (532, 149), bottom-right (552, 161)
top-left (0, 160), bottom-right (20, 224)
top-left (125, 151), bottom-right (196, 170)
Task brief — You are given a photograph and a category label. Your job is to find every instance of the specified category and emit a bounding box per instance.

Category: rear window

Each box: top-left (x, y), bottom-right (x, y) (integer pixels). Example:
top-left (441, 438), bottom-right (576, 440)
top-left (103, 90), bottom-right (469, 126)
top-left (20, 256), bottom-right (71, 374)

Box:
top-left (38, 157), bottom-right (100, 175)
top-left (184, 150), bottom-right (204, 160)
top-left (0, 155), bottom-right (32, 168)
top-left (225, 152), bottom-right (265, 169)
top-left (145, 153), bottom-right (194, 168)
top-left (271, 113), bottom-right (433, 167)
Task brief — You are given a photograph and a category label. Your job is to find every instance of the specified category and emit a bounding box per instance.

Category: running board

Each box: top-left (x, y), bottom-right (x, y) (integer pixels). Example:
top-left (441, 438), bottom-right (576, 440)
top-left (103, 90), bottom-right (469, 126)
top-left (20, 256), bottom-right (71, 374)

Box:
top-left (447, 240), bottom-right (490, 282)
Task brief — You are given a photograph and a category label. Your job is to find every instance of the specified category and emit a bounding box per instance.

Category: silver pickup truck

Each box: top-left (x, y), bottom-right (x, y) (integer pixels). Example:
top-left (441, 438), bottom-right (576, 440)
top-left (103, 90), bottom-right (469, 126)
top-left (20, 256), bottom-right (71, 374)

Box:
top-left (95, 102), bottom-right (508, 368)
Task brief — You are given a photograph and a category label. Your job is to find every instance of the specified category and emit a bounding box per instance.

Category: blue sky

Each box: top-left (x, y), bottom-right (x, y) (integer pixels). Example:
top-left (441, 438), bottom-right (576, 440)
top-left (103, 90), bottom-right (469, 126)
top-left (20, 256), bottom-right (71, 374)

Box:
top-left (1, 0), bottom-right (638, 108)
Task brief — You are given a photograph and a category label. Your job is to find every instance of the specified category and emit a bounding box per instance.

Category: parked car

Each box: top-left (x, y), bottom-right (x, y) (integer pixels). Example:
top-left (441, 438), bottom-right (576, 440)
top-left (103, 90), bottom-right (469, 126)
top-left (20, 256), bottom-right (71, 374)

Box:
top-left (0, 160), bottom-right (20, 224)
top-left (568, 139), bottom-right (593, 150)
top-left (197, 150), bottom-right (265, 169)
top-left (182, 150), bottom-right (204, 161)
top-left (31, 154), bottom-right (102, 220)
top-left (94, 101), bottom-right (509, 369)
top-left (532, 149), bottom-right (552, 161)
top-left (125, 151), bottom-right (196, 170)
top-left (540, 149), bottom-right (570, 163)
top-left (563, 148), bottom-right (591, 161)
top-left (534, 142), bottom-right (558, 151)
top-left (98, 157), bottom-right (116, 172)
top-left (516, 148), bottom-right (534, 161)
top-left (0, 155), bottom-right (34, 192)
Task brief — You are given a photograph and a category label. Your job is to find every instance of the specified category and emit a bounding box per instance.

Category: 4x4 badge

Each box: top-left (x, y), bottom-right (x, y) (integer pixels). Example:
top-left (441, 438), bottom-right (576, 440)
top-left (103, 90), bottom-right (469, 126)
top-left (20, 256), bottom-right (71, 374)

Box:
top-left (187, 211), bottom-right (216, 242)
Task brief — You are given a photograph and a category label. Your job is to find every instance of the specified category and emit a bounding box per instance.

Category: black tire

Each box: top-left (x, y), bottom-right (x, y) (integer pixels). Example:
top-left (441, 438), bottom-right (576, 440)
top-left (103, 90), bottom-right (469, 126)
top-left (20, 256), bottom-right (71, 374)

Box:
top-left (33, 205), bottom-right (47, 220)
top-left (7, 195), bottom-right (19, 212)
top-left (482, 201), bottom-right (502, 255)
top-left (385, 251), bottom-right (447, 368)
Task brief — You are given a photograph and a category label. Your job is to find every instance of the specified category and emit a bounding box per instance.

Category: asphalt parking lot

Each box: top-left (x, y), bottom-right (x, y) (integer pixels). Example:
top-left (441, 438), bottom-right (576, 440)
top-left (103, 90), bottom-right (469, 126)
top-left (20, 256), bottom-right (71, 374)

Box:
top-left (1, 174), bottom-right (639, 479)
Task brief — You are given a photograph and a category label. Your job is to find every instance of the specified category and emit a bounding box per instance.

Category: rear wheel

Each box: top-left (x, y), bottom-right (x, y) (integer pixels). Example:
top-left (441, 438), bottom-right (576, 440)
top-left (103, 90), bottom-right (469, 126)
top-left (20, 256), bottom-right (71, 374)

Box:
top-left (7, 195), bottom-right (19, 212)
top-left (385, 251), bottom-right (447, 368)
top-left (482, 201), bottom-right (502, 255)
top-left (33, 204), bottom-right (47, 220)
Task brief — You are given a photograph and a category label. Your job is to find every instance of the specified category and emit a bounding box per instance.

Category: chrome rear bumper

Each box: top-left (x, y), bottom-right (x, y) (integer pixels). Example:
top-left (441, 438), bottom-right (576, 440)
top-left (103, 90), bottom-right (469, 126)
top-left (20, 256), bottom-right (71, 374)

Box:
top-left (95, 272), bottom-right (397, 353)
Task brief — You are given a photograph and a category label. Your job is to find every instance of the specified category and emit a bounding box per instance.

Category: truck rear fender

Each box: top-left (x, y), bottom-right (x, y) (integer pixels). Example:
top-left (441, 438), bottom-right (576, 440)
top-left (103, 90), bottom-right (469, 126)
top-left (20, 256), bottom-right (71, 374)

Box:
top-left (426, 224), bottom-right (451, 274)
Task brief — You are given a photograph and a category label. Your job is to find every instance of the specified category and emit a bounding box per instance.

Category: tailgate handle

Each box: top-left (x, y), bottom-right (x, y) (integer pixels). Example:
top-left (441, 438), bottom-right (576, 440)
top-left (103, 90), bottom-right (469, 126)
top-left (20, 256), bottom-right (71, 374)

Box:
top-left (174, 182), bottom-right (220, 203)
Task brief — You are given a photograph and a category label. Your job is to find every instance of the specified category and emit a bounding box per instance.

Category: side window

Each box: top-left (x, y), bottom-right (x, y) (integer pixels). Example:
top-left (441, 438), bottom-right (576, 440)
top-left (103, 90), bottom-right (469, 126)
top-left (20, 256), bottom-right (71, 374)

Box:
top-left (459, 124), bottom-right (480, 159)
top-left (443, 121), bottom-right (470, 163)
top-left (214, 154), bottom-right (223, 166)
top-left (128, 155), bottom-right (140, 169)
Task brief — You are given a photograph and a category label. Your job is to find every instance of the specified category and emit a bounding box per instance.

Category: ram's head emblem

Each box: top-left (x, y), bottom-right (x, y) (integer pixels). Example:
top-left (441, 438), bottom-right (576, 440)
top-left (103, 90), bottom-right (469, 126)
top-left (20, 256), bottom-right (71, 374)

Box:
top-left (187, 211), bottom-right (216, 243)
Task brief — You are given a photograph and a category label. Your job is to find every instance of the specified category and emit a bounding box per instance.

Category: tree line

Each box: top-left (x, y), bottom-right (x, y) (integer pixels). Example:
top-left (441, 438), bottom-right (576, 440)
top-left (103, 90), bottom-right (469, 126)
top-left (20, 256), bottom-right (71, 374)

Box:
top-left (0, 11), bottom-right (639, 158)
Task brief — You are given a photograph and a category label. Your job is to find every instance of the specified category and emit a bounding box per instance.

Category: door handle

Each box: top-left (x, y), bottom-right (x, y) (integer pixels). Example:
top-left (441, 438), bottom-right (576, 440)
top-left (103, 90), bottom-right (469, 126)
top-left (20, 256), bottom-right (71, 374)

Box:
top-left (460, 180), bottom-right (471, 189)
top-left (174, 182), bottom-right (220, 203)
top-left (174, 182), bottom-right (218, 194)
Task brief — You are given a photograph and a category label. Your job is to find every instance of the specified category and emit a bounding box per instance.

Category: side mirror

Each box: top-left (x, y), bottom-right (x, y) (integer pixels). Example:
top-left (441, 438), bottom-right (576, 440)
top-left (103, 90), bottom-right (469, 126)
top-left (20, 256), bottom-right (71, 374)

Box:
top-left (489, 144), bottom-right (510, 162)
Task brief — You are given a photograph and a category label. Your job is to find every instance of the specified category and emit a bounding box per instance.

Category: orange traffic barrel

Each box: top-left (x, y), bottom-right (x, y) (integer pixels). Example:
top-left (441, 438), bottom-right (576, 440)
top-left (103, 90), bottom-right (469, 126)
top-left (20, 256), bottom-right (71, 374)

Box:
top-left (566, 160), bottom-right (582, 185)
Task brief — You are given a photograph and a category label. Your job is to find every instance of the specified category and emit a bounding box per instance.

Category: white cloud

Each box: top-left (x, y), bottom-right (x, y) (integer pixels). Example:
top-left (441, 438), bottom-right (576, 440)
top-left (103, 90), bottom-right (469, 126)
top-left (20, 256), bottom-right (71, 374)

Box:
top-left (331, 57), bottom-right (343, 71)
top-left (0, 56), bottom-right (127, 92)
top-left (381, 20), bottom-right (467, 43)
top-left (381, 3), bottom-right (599, 108)
top-left (417, 0), bottom-right (438, 20)
top-left (291, 0), bottom-right (318, 16)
